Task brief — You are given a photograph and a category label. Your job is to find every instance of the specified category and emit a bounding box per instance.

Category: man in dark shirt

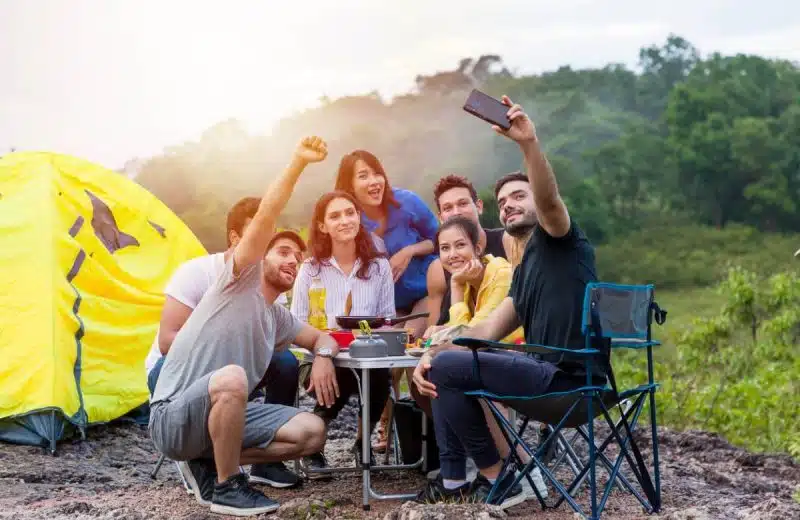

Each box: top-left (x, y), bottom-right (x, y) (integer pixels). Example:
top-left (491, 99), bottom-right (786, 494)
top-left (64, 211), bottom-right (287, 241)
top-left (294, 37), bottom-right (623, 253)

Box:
top-left (412, 96), bottom-right (597, 509)
top-left (425, 174), bottom-right (509, 329)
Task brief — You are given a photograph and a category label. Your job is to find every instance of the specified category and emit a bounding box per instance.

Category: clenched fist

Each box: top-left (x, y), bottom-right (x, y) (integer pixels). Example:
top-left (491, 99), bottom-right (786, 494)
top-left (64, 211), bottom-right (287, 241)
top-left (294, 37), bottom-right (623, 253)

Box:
top-left (294, 136), bottom-right (328, 164)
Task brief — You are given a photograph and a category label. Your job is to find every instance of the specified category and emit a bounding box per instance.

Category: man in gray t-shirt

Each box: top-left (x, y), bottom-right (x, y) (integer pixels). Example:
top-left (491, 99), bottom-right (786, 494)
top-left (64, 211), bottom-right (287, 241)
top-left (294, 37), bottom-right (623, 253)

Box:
top-left (151, 254), bottom-right (298, 405)
top-left (149, 136), bottom-right (342, 517)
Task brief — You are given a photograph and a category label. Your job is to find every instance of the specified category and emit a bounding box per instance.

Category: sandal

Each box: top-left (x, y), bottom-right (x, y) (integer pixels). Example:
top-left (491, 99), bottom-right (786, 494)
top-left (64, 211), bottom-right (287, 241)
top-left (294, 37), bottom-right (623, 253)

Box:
top-left (372, 414), bottom-right (389, 453)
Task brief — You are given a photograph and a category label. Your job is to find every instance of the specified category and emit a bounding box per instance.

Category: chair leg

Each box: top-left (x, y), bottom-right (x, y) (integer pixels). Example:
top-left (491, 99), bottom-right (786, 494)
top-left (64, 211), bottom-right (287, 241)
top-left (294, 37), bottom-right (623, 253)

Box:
top-left (587, 394), bottom-right (598, 520)
top-left (150, 453), bottom-right (166, 479)
top-left (649, 387), bottom-right (661, 509)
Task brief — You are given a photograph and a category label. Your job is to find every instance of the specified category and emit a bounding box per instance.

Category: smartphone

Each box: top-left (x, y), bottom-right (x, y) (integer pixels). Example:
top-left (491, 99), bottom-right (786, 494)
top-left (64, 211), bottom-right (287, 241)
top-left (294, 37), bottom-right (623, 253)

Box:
top-left (462, 89), bottom-right (511, 130)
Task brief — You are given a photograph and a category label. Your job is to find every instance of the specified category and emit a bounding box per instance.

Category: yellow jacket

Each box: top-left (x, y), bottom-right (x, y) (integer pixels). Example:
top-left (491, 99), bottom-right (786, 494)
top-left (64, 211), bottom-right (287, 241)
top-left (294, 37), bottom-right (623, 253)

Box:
top-left (447, 254), bottom-right (524, 344)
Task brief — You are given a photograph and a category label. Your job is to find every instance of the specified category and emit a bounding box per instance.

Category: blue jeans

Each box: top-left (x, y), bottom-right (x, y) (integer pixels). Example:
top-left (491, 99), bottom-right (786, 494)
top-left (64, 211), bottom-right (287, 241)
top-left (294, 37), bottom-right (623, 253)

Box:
top-left (147, 349), bottom-right (300, 407)
top-left (429, 349), bottom-right (572, 480)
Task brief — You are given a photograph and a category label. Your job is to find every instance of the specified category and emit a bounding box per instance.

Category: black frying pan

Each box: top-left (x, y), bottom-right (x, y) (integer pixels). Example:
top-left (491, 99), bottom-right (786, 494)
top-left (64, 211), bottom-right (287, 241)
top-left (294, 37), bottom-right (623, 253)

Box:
top-left (335, 312), bottom-right (429, 330)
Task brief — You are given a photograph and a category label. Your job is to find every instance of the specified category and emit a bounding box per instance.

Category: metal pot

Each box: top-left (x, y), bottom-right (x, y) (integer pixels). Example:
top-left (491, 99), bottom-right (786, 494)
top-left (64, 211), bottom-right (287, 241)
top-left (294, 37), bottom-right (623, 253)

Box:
top-left (348, 334), bottom-right (389, 358)
top-left (367, 330), bottom-right (409, 356)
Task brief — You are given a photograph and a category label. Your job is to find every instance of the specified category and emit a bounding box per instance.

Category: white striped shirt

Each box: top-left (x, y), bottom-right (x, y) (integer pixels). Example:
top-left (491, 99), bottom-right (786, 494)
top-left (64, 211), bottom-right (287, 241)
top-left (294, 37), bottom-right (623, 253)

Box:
top-left (290, 256), bottom-right (395, 329)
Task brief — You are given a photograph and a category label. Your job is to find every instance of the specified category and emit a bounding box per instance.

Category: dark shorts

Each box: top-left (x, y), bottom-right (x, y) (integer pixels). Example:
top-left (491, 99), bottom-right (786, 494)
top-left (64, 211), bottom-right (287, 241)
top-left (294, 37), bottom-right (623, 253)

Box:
top-left (148, 371), bottom-right (301, 461)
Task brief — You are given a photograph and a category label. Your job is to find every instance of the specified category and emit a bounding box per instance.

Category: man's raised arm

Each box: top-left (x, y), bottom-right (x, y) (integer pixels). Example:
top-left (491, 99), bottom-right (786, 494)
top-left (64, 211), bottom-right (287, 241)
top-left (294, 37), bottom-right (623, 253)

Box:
top-left (493, 96), bottom-right (571, 238)
top-left (233, 136), bottom-right (327, 273)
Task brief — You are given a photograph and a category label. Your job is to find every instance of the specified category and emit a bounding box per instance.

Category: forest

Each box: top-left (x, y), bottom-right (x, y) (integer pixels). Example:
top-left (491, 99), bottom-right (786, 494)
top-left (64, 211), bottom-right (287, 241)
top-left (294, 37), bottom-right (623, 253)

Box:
top-left (134, 35), bottom-right (800, 456)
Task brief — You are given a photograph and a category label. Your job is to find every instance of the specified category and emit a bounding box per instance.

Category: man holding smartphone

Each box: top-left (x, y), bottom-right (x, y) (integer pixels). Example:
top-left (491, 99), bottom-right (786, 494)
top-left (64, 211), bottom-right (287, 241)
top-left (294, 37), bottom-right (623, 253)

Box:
top-left (412, 96), bottom-right (598, 509)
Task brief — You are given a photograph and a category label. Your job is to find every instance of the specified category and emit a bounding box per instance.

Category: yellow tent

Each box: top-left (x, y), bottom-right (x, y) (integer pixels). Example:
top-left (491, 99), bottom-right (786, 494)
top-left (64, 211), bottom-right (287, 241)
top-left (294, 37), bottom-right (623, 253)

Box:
top-left (0, 152), bottom-right (206, 451)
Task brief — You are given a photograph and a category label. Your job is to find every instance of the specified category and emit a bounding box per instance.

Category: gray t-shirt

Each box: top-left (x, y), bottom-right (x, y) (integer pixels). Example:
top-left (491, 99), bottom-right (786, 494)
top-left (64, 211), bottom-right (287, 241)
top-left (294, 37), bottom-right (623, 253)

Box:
top-left (151, 255), bottom-right (301, 404)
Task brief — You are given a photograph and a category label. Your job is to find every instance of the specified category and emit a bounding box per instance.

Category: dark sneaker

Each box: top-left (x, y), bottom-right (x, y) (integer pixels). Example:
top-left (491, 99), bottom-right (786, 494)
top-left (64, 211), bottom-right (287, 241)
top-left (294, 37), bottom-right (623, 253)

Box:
top-left (351, 440), bottom-right (376, 466)
top-left (301, 452), bottom-right (332, 481)
top-left (249, 462), bottom-right (300, 489)
top-left (538, 425), bottom-right (557, 464)
top-left (210, 473), bottom-right (279, 516)
top-left (181, 459), bottom-right (217, 506)
top-left (470, 472), bottom-right (526, 510)
top-left (414, 474), bottom-right (471, 504)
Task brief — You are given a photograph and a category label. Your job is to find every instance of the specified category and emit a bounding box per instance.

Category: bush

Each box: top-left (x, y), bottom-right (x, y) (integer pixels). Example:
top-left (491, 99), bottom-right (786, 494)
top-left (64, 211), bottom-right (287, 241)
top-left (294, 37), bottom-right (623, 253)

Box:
top-left (616, 267), bottom-right (800, 455)
top-left (596, 224), bottom-right (800, 289)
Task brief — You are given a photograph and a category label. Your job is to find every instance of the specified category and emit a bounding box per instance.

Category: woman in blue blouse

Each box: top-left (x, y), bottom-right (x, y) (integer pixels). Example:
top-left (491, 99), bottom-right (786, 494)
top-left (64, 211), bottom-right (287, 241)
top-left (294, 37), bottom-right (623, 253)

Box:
top-left (335, 150), bottom-right (438, 326)
top-left (335, 149), bottom-right (439, 452)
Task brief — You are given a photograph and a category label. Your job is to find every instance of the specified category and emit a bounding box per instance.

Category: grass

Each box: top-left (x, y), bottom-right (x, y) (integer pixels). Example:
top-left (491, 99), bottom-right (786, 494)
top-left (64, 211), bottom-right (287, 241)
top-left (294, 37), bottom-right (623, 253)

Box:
top-left (654, 285), bottom-right (725, 349)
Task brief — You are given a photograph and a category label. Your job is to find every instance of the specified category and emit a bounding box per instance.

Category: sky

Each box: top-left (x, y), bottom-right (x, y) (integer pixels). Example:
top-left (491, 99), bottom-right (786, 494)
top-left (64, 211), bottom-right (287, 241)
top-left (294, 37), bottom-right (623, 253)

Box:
top-left (1, 1), bottom-right (798, 169)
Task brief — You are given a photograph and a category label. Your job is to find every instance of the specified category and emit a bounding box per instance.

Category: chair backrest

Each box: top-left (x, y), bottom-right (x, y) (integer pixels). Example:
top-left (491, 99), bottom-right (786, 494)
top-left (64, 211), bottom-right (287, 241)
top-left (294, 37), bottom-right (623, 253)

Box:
top-left (581, 282), bottom-right (655, 342)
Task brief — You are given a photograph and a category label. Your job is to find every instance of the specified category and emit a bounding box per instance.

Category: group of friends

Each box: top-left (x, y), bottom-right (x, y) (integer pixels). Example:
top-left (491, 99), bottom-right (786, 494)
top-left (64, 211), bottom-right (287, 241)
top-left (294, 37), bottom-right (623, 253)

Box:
top-left (145, 95), bottom-right (597, 516)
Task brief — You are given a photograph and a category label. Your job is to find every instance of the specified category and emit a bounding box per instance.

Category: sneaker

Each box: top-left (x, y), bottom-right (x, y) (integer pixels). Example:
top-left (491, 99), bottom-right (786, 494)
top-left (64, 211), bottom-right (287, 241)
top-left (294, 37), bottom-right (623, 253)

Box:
top-left (414, 474), bottom-right (471, 504)
top-left (521, 467), bottom-right (548, 500)
top-left (351, 440), bottom-right (376, 466)
top-left (470, 471), bottom-right (526, 510)
top-left (210, 473), bottom-right (280, 516)
top-left (248, 462), bottom-right (300, 489)
top-left (301, 452), bottom-right (332, 481)
top-left (182, 459), bottom-right (217, 506)
top-left (538, 426), bottom-right (557, 464)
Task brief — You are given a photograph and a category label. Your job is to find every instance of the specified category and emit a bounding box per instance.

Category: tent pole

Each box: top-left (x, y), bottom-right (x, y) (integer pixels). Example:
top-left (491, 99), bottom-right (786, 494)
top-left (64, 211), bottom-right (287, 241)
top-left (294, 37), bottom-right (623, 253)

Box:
top-left (49, 410), bottom-right (57, 455)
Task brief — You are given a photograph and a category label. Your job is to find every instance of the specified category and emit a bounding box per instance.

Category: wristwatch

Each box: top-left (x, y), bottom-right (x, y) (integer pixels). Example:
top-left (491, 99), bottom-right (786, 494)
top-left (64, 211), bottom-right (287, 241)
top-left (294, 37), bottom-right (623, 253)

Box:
top-left (317, 346), bottom-right (334, 359)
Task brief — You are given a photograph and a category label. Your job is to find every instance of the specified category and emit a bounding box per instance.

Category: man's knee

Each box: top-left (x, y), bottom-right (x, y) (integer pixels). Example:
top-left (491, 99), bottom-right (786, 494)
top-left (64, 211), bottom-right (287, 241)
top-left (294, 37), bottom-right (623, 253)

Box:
top-left (209, 364), bottom-right (248, 404)
top-left (294, 412), bottom-right (326, 455)
top-left (429, 350), bottom-right (471, 387)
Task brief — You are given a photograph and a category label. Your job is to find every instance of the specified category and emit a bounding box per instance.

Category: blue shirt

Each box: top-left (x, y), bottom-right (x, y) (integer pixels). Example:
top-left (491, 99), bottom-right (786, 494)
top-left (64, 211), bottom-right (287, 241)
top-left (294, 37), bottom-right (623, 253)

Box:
top-left (362, 188), bottom-right (438, 310)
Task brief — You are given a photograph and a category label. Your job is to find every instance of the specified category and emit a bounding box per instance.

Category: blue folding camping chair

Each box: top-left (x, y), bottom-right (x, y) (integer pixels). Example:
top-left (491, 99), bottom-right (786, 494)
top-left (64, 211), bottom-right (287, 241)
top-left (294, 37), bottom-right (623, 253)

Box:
top-left (454, 282), bottom-right (667, 520)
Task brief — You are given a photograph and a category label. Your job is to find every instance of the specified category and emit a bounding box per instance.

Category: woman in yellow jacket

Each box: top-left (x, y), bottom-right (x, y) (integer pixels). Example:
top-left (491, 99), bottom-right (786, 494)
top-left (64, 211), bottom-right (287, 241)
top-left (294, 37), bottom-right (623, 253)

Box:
top-left (426, 216), bottom-right (524, 343)
top-left (417, 217), bottom-right (549, 497)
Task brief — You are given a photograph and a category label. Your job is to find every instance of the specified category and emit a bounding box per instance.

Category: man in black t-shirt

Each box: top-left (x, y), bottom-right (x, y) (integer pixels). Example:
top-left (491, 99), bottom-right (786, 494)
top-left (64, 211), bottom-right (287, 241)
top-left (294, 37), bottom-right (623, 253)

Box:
top-left (412, 97), bottom-right (597, 508)
top-left (425, 174), bottom-right (509, 330)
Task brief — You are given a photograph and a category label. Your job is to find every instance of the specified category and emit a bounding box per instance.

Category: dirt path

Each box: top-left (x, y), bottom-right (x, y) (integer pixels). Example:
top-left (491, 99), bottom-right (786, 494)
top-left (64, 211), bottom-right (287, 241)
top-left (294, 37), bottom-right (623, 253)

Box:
top-left (0, 417), bottom-right (797, 519)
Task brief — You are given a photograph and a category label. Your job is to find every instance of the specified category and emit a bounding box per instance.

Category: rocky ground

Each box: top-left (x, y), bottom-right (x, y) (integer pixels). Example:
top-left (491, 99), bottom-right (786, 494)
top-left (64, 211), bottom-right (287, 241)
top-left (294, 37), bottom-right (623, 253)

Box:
top-left (0, 395), bottom-right (797, 520)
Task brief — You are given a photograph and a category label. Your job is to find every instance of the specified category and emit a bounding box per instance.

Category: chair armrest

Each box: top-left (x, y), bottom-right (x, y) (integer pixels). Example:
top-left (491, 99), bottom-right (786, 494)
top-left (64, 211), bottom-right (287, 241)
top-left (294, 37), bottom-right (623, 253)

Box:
top-left (452, 337), bottom-right (600, 356)
top-left (611, 339), bottom-right (661, 349)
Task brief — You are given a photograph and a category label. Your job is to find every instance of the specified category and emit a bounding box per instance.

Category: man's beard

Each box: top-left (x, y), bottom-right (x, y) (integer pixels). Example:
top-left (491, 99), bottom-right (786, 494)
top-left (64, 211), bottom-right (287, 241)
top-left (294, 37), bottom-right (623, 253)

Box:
top-left (264, 268), bottom-right (294, 293)
top-left (503, 212), bottom-right (537, 238)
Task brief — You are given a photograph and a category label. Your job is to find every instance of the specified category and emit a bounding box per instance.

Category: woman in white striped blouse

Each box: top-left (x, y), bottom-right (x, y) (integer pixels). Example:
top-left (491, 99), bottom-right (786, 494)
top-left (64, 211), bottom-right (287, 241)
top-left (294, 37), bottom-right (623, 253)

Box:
top-left (291, 190), bottom-right (394, 472)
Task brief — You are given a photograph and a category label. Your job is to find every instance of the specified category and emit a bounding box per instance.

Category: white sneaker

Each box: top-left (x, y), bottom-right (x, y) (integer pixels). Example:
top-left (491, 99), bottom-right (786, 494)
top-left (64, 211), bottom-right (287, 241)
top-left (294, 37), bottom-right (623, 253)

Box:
top-left (520, 467), bottom-right (548, 499)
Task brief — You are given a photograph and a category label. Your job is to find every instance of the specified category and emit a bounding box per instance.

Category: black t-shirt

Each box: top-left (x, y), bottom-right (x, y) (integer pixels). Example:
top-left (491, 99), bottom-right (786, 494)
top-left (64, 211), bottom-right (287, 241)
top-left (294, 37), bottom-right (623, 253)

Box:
top-left (509, 222), bottom-right (597, 353)
top-left (436, 227), bottom-right (507, 326)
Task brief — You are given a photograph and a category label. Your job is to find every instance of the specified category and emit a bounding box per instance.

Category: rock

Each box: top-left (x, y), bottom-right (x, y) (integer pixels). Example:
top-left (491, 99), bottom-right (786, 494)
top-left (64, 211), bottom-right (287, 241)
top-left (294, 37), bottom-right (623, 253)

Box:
top-left (737, 497), bottom-right (800, 520)
top-left (663, 508), bottom-right (712, 520)
top-left (382, 501), bottom-right (506, 520)
top-left (276, 497), bottom-right (333, 520)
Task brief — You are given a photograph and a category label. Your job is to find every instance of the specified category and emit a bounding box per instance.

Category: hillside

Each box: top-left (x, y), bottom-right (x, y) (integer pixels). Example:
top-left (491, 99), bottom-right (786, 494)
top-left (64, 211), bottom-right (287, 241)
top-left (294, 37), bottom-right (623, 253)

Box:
top-left (133, 34), bottom-right (800, 252)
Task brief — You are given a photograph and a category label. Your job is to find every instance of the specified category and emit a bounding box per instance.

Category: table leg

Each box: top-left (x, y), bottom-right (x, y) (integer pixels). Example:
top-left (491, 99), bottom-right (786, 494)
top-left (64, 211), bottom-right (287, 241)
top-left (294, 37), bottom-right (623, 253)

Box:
top-left (361, 367), bottom-right (371, 511)
top-left (421, 409), bottom-right (428, 473)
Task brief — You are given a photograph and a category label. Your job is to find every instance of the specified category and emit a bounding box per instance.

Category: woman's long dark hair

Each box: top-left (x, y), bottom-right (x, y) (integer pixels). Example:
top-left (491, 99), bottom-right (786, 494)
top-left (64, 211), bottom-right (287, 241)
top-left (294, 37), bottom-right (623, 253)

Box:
top-left (308, 191), bottom-right (385, 280)
top-left (334, 150), bottom-right (399, 212)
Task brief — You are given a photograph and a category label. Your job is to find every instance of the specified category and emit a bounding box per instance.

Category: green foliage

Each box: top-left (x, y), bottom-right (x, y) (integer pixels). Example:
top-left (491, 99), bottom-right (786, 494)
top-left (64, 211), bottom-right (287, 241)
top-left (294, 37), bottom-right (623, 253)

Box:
top-left (616, 269), bottom-right (800, 455)
top-left (596, 224), bottom-right (800, 289)
top-left (670, 268), bottom-right (799, 453)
